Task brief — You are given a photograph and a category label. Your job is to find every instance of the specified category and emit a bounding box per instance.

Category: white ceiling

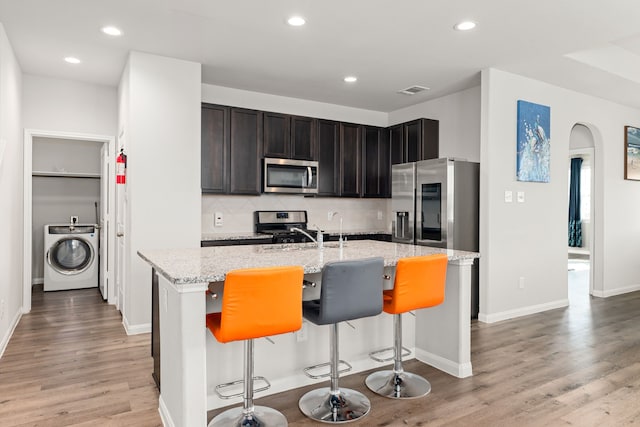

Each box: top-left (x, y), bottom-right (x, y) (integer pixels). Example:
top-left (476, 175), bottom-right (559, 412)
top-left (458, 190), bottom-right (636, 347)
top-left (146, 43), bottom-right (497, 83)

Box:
top-left (2, 0), bottom-right (640, 112)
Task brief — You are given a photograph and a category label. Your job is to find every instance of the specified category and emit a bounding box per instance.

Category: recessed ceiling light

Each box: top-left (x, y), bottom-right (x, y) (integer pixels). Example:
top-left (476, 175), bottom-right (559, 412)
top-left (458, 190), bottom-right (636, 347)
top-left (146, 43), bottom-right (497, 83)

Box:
top-left (102, 26), bottom-right (122, 36)
top-left (64, 57), bottom-right (81, 64)
top-left (454, 21), bottom-right (476, 31)
top-left (344, 76), bottom-right (357, 83)
top-left (287, 16), bottom-right (306, 26)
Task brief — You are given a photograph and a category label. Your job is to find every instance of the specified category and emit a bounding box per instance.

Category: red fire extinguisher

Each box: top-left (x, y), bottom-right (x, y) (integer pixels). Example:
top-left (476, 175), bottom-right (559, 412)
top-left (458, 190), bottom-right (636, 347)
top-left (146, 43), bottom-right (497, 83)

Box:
top-left (116, 148), bottom-right (127, 184)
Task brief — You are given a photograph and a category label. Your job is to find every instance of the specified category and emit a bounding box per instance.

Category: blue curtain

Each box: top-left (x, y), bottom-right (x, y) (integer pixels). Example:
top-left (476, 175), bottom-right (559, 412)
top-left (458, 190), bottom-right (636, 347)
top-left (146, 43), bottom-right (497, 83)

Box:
top-left (568, 157), bottom-right (583, 247)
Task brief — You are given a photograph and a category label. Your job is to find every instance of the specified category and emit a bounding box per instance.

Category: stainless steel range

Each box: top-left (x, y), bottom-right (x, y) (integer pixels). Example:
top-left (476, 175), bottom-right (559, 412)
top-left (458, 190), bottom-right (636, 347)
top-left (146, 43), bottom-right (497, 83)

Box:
top-left (254, 210), bottom-right (320, 244)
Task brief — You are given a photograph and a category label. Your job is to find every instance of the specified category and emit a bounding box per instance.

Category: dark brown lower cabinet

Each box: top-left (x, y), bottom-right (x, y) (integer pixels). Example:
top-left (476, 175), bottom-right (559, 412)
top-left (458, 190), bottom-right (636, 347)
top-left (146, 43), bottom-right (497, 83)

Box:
top-left (151, 269), bottom-right (160, 390)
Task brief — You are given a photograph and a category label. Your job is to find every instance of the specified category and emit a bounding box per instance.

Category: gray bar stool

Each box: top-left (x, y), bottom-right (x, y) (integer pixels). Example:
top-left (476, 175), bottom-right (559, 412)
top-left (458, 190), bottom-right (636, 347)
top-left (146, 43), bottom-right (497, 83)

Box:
top-left (365, 254), bottom-right (448, 399)
top-left (298, 257), bottom-right (384, 423)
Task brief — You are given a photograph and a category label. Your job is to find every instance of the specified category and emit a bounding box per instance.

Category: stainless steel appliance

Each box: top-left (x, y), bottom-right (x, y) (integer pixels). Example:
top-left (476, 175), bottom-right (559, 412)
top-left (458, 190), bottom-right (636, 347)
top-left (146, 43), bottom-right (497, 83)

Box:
top-left (263, 158), bottom-right (318, 194)
top-left (392, 158), bottom-right (480, 317)
top-left (255, 210), bottom-right (323, 244)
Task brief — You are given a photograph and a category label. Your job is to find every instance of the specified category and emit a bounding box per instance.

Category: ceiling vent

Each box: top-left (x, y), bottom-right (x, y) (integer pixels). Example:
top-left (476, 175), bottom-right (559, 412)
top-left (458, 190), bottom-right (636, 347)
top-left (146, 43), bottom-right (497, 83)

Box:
top-left (397, 85), bottom-right (430, 95)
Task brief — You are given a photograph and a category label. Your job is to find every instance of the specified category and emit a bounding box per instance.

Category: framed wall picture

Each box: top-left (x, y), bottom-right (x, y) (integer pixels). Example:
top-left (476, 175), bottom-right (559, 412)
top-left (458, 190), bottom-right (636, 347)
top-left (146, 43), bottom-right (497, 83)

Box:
top-left (624, 125), bottom-right (640, 181)
top-left (516, 100), bottom-right (551, 183)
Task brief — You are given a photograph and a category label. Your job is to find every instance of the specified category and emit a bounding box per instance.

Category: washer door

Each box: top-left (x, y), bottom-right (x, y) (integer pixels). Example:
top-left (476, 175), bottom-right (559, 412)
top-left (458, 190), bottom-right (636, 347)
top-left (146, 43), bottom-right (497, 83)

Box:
top-left (47, 237), bottom-right (94, 275)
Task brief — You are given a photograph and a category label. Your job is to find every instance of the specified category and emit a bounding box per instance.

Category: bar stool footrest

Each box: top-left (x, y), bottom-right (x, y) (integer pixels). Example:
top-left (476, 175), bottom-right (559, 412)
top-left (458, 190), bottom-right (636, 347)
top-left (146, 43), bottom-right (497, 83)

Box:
top-left (369, 346), bottom-right (412, 363)
top-left (303, 360), bottom-right (352, 379)
top-left (214, 375), bottom-right (271, 399)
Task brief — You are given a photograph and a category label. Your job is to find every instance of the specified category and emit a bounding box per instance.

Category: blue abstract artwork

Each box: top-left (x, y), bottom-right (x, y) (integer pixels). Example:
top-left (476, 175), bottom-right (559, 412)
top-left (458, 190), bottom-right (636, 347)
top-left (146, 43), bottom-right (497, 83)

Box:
top-left (516, 100), bottom-right (551, 182)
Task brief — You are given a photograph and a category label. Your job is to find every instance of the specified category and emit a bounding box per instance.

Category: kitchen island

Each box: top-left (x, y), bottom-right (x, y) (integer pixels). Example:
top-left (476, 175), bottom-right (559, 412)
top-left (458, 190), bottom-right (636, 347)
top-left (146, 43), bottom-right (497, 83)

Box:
top-left (138, 240), bottom-right (479, 427)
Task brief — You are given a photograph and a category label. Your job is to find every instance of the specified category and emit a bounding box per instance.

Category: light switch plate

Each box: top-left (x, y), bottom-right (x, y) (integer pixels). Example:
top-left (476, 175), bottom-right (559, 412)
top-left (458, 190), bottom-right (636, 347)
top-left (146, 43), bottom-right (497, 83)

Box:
top-left (517, 191), bottom-right (525, 203)
top-left (504, 190), bottom-right (513, 203)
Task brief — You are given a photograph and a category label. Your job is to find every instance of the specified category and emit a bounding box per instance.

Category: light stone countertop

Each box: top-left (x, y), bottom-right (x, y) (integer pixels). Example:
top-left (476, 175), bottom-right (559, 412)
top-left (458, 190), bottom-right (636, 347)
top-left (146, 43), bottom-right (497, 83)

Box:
top-left (138, 240), bottom-right (479, 286)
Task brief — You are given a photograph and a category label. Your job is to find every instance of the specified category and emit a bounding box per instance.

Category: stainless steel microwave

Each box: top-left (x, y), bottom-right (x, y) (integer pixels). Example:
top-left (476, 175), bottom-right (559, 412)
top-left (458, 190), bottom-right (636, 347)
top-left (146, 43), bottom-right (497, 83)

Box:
top-left (263, 158), bottom-right (318, 194)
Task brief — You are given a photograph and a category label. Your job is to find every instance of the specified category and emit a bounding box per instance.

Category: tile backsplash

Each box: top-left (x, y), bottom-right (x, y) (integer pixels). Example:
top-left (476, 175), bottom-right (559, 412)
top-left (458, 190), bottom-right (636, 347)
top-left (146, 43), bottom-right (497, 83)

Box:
top-left (202, 194), bottom-right (391, 235)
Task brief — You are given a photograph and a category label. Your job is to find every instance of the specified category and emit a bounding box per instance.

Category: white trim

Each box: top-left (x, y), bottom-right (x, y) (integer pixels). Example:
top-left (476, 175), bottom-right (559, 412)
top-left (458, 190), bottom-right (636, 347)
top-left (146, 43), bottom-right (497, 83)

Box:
top-left (0, 310), bottom-right (22, 359)
top-left (32, 277), bottom-right (43, 285)
top-left (158, 396), bottom-right (175, 427)
top-left (478, 299), bottom-right (569, 324)
top-left (592, 284), bottom-right (640, 298)
top-left (414, 347), bottom-right (472, 378)
top-left (122, 316), bottom-right (151, 335)
top-left (23, 129), bottom-right (116, 313)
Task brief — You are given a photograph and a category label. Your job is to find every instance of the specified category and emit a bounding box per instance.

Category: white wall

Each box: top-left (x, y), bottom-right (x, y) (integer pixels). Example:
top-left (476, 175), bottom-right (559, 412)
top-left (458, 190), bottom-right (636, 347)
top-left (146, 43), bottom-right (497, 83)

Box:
top-left (22, 74), bottom-right (117, 135)
top-left (388, 86), bottom-right (481, 162)
top-left (479, 68), bottom-right (640, 323)
top-left (119, 52), bottom-right (201, 332)
top-left (0, 23), bottom-right (23, 356)
top-left (202, 84), bottom-right (388, 127)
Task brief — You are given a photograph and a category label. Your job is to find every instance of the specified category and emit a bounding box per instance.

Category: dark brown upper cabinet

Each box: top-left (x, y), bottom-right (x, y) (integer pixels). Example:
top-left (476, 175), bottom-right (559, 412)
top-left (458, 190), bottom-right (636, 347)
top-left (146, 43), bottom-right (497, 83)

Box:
top-left (390, 118), bottom-right (439, 165)
top-left (339, 123), bottom-right (362, 197)
top-left (263, 113), bottom-right (317, 161)
top-left (201, 104), bottom-right (229, 193)
top-left (316, 119), bottom-right (340, 196)
top-left (229, 108), bottom-right (262, 194)
top-left (362, 126), bottom-right (391, 198)
top-left (201, 103), bottom-right (261, 195)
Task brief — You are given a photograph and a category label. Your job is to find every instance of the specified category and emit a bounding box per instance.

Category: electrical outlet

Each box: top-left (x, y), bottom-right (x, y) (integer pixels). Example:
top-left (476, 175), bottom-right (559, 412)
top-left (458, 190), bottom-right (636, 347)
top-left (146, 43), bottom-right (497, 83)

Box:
top-left (377, 210), bottom-right (383, 220)
top-left (518, 277), bottom-right (525, 289)
top-left (328, 211), bottom-right (337, 221)
top-left (214, 212), bottom-right (223, 227)
top-left (70, 216), bottom-right (79, 224)
top-left (296, 321), bottom-right (308, 342)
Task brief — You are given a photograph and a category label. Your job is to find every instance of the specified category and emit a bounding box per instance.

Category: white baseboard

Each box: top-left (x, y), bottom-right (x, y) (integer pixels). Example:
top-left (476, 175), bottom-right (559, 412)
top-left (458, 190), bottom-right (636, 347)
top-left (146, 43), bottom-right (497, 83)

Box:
top-left (414, 347), bottom-right (472, 378)
top-left (122, 316), bottom-right (151, 335)
top-left (478, 299), bottom-right (569, 324)
top-left (592, 284), bottom-right (640, 298)
top-left (32, 277), bottom-right (43, 285)
top-left (0, 309), bottom-right (23, 359)
top-left (158, 396), bottom-right (175, 427)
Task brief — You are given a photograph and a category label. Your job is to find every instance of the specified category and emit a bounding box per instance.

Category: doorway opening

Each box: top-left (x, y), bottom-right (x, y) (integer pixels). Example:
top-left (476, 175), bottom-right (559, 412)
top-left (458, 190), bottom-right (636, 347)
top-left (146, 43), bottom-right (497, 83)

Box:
top-left (23, 130), bottom-right (115, 313)
top-left (568, 124), bottom-right (595, 305)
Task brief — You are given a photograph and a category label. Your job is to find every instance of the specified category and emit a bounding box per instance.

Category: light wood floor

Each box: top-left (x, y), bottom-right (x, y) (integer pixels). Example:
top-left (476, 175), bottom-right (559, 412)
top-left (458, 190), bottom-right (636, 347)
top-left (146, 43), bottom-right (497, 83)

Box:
top-left (0, 286), bottom-right (160, 426)
top-left (3, 273), bottom-right (640, 426)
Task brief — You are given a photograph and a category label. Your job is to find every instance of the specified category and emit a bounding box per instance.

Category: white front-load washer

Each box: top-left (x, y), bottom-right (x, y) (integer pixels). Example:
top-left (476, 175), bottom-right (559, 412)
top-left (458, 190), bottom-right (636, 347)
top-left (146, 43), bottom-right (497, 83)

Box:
top-left (44, 224), bottom-right (99, 291)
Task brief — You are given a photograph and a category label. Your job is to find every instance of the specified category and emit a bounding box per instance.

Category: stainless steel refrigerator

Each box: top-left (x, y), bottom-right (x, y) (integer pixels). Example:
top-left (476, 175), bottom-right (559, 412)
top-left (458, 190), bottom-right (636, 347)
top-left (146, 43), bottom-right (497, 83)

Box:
top-left (391, 158), bottom-right (480, 317)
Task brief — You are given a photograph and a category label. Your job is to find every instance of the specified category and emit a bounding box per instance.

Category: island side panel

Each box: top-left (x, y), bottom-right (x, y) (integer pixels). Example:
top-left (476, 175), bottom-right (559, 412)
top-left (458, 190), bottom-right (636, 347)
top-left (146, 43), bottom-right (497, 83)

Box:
top-left (414, 258), bottom-right (473, 378)
top-left (157, 274), bottom-right (208, 427)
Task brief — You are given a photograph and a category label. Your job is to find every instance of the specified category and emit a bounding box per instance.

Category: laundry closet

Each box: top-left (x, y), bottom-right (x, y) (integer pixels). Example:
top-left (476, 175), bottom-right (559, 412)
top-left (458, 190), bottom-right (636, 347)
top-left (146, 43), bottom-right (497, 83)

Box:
top-left (31, 137), bottom-right (104, 296)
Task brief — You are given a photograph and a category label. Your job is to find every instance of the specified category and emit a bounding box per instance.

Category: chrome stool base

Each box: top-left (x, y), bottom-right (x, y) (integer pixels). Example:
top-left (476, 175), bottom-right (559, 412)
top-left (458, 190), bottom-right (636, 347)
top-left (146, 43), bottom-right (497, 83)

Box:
top-left (209, 406), bottom-right (288, 427)
top-left (365, 370), bottom-right (431, 399)
top-left (298, 387), bottom-right (371, 424)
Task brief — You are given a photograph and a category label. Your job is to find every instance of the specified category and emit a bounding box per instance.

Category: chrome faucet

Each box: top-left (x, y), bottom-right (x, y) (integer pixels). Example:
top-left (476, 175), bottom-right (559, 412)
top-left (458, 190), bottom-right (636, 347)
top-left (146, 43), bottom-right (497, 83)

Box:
top-left (291, 226), bottom-right (324, 248)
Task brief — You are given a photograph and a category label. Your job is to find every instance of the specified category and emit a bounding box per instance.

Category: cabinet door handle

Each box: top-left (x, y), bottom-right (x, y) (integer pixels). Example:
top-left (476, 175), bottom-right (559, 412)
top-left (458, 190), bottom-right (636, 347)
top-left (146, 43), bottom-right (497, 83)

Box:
top-left (117, 232), bottom-right (124, 237)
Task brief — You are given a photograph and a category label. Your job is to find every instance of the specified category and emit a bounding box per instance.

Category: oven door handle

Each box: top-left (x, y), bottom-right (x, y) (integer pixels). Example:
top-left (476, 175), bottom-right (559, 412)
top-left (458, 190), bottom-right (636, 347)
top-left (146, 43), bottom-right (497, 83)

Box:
top-left (307, 167), bottom-right (312, 187)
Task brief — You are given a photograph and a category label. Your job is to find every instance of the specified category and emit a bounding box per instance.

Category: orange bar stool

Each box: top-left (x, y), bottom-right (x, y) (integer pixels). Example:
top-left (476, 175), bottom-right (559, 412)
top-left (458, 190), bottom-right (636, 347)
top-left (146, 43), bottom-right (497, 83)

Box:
top-left (298, 257), bottom-right (384, 423)
top-left (365, 254), bottom-right (448, 399)
top-left (206, 265), bottom-right (304, 427)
